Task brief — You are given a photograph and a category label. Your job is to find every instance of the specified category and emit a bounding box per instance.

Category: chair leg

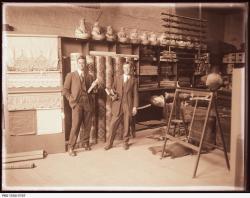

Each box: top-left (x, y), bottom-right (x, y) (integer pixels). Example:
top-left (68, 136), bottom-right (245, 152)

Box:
top-left (177, 123), bottom-right (181, 137)
top-left (172, 124), bottom-right (176, 137)
top-left (181, 110), bottom-right (189, 137)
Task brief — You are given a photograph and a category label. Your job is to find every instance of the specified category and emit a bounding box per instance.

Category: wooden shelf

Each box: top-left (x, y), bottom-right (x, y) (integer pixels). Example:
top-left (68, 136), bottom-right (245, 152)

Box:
top-left (60, 36), bottom-right (206, 51)
top-left (7, 71), bottom-right (61, 74)
top-left (160, 61), bottom-right (177, 63)
top-left (139, 74), bottom-right (158, 76)
top-left (60, 36), bottom-right (89, 42)
top-left (7, 33), bottom-right (59, 38)
top-left (90, 39), bottom-right (116, 45)
top-left (159, 86), bottom-right (176, 89)
top-left (139, 44), bottom-right (159, 48)
top-left (8, 87), bottom-right (62, 94)
top-left (194, 73), bottom-right (205, 76)
top-left (117, 42), bottom-right (140, 46)
top-left (140, 57), bottom-right (158, 60)
top-left (160, 74), bottom-right (176, 77)
top-left (139, 87), bottom-right (176, 92)
top-left (168, 46), bottom-right (206, 51)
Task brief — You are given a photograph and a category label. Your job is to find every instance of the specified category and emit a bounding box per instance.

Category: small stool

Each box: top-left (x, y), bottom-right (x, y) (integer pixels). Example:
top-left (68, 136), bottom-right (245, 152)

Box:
top-left (170, 119), bottom-right (189, 137)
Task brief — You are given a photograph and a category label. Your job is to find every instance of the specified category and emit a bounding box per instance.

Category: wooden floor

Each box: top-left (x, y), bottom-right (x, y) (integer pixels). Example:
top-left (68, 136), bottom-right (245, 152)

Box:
top-left (2, 127), bottom-right (235, 191)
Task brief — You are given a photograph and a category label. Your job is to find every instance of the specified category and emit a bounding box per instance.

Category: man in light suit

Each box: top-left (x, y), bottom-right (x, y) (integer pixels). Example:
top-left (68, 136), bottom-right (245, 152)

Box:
top-left (63, 56), bottom-right (96, 156)
top-left (104, 62), bottom-right (138, 150)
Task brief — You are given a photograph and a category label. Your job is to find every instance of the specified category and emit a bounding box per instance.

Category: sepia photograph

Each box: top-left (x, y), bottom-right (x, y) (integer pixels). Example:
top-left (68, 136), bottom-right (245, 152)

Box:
top-left (1, 2), bottom-right (248, 192)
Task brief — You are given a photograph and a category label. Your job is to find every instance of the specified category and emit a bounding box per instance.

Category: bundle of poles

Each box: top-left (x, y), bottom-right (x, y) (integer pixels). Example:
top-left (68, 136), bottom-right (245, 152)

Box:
top-left (3, 150), bottom-right (46, 170)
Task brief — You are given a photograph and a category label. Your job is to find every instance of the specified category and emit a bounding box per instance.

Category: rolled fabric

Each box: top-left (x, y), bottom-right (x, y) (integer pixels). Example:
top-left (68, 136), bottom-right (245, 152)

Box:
top-left (86, 55), bottom-right (97, 144)
top-left (96, 56), bottom-right (106, 141)
top-left (114, 56), bottom-right (125, 76)
top-left (4, 150), bottom-right (45, 163)
top-left (4, 163), bottom-right (35, 169)
top-left (86, 55), bottom-right (95, 76)
top-left (113, 56), bottom-right (125, 139)
top-left (70, 53), bottom-right (82, 72)
top-left (105, 56), bottom-right (114, 89)
top-left (96, 56), bottom-right (106, 88)
top-left (105, 56), bottom-right (114, 140)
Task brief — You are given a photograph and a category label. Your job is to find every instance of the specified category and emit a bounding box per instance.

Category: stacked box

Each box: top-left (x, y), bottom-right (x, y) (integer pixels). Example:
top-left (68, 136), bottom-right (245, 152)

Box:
top-left (228, 53), bottom-right (236, 63)
top-left (222, 55), bottom-right (229, 63)
top-left (96, 56), bottom-right (106, 141)
top-left (226, 64), bottom-right (233, 74)
top-left (223, 53), bottom-right (236, 63)
top-left (236, 52), bottom-right (245, 63)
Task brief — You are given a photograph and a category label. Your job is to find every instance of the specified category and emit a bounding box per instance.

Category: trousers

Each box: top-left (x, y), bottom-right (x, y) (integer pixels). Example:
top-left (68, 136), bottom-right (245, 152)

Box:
top-left (68, 104), bottom-right (92, 149)
top-left (107, 104), bottom-right (131, 146)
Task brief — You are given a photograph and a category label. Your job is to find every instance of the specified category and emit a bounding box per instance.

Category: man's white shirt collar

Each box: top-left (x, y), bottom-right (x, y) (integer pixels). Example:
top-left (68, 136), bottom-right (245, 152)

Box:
top-left (77, 69), bottom-right (83, 76)
top-left (123, 74), bottom-right (130, 82)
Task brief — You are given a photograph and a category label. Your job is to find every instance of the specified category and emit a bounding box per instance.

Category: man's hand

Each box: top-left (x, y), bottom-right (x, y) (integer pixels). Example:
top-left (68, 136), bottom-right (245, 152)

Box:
top-left (111, 93), bottom-right (119, 101)
top-left (132, 107), bottom-right (137, 116)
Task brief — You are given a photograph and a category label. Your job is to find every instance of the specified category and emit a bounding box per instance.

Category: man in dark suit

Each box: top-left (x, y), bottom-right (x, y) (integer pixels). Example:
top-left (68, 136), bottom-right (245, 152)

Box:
top-left (63, 56), bottom-right (96, 156)
top-left (104, 62), bottom-right (138, 150)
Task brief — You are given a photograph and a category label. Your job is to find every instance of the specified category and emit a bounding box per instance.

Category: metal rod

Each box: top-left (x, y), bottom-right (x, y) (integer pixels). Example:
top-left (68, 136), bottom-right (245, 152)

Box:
top-left (161, 12), bottom-right (208, 22)
top-left (162, 24), bottom-right (206, 33)
top-left (162, 18), bottom-right (207, 28)
top-left (161, 90), bottom-right (177, 159)
top-left (214, 97), bottom-right (230, 170)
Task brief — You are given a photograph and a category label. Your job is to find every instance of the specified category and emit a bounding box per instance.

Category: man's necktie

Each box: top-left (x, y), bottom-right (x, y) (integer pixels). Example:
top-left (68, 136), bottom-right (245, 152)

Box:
top-left (80, 73), bottom-right (84, 81)
top-left (124, 75), bottom-right (129, 83)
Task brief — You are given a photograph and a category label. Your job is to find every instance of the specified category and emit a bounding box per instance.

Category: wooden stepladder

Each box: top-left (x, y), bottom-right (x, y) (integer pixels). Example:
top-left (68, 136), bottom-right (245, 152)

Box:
top-left (161, 88), bottom-right (230, 178)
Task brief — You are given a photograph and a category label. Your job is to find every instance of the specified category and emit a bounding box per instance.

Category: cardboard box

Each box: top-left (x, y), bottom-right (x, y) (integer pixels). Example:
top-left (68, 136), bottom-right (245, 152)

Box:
top-left (236, 52), bottom-right (245, 63)
top-left (228, 53), bottom-right (236, 63)
top-left (227, 64), bottom-right (234, 74)
top-left (223, 57), bottom-right (229, 63)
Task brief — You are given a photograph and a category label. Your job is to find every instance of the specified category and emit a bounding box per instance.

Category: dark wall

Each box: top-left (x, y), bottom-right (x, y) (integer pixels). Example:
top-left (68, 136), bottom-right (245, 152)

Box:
top-left (175, 5), bottom-right (245, 65)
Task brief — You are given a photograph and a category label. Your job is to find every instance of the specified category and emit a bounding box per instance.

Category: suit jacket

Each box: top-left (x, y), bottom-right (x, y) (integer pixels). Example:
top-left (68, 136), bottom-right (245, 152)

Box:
top-left (63, 71), bottom-right (95, 111)
top-left (111, 75), bottom-right (139, 117)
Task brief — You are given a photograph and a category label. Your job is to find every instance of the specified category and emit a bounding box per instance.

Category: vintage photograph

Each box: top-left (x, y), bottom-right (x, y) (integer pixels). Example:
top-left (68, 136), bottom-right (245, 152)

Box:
top-left (1, 2), bottom-right (248, 191)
